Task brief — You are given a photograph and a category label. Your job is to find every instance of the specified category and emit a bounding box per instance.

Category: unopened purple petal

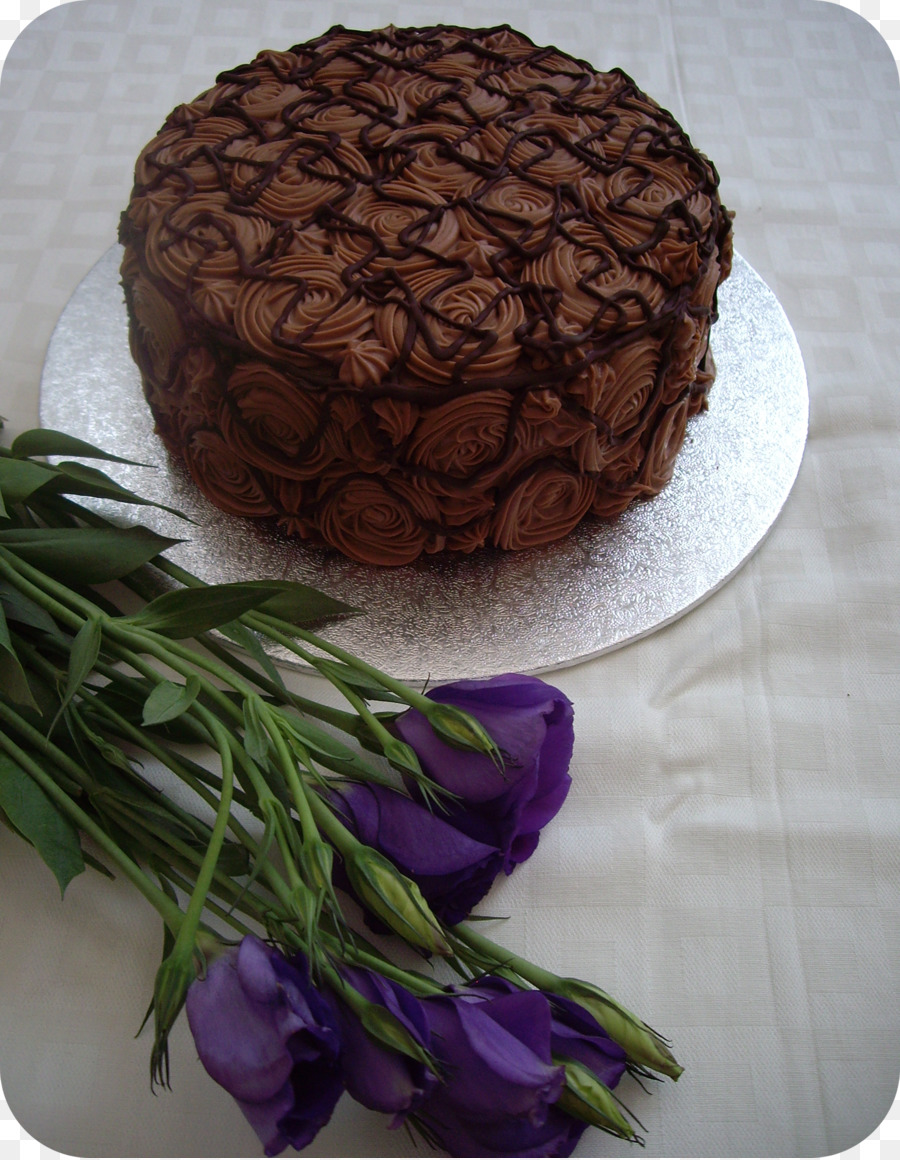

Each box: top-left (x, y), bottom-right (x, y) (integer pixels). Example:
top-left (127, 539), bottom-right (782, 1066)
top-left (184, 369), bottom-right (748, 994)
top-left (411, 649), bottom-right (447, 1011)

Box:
top-left (185, 937), bottom-right (343, 1156)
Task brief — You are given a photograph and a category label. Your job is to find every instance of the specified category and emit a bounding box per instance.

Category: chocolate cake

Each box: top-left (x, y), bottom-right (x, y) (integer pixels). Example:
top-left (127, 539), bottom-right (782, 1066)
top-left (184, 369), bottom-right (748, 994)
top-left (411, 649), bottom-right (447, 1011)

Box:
top-left (119, 23), bottom-right (733, 566)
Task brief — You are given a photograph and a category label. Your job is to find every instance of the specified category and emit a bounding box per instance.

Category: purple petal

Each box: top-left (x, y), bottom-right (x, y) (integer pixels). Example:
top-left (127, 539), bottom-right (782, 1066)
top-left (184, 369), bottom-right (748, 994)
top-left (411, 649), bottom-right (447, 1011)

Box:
top-left (185, 937), bottom-right (343, 1156)
top-left (424, 992), bottom-right (564, 1119)
top-left (186, 939), bottom-right (309, 1102)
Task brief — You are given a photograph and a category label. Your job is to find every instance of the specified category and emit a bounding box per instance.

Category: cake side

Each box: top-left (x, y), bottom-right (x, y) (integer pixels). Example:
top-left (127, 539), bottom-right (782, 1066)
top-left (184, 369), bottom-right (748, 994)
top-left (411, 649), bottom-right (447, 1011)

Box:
top-left (119, 23), bottom-right (734, 565)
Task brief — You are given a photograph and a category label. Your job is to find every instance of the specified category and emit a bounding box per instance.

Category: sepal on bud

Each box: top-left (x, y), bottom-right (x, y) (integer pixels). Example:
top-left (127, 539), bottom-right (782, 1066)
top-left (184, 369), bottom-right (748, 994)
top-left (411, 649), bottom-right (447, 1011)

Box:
top-left (423, 702), bottom-right (504, 768)
top-left (149, 947), bottom-right (199, 1089)
top-left (341, 984), bottom-right (437, 1072)
top-left (343, 846), bottom-right (451, 956)
top-left (553, 978), bottom-right (683, 1079)
top-left (298, 835), bottom-right (334, 895)
top-left (556, 1058), bottom-right (642, 1142)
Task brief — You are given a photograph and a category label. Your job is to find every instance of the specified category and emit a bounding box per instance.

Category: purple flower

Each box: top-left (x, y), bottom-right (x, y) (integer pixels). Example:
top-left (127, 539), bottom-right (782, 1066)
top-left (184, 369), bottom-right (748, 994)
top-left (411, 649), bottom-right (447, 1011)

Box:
top-left (546, 993), bottom-right (629, 1091)
top-left (184, 935), bottom-right (343, 1156)
top-left (394, 673), bottom-right (575, 870)
top-left (465, 976), bottom-right (629, 1088)
top-left (332, 965), bottom-right (439, 1121)
top-left (331, 782), bottom-right (505, 925)
top-left (412, 979), bottom-right (582, 1158)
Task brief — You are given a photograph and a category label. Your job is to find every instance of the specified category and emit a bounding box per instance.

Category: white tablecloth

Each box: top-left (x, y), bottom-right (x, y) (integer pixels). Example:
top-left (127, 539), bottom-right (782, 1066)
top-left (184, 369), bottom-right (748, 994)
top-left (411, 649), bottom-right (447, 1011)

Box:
top-left (0, 1), bottom-right (898, 1156)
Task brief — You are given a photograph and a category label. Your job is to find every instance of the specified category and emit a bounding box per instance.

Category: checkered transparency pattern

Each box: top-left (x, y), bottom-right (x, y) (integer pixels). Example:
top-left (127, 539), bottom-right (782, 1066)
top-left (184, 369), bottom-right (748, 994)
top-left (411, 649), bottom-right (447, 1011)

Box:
top-left (0, 1), bottom-right (898, 1159)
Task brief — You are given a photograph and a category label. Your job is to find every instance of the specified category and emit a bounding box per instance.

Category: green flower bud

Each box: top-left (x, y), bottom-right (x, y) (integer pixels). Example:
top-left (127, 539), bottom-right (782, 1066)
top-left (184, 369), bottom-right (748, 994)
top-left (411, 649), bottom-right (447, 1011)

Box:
top-left (424, 702), bottom-right (504, 767)
top-left (556, 1059), bottom-right (640, 1141)
top-left (150, 949), bottom-right (198, 1089)
top-left (553, 978), bottom-right (683, 1079)
top-left (353, 994), bottom-right (436, 1070)
top-left (298, 836), bottom-right (334, 895)
top-left (344, 846), bottom-right (451, 957)
top-left (380, 734), bottom-right (424, 780)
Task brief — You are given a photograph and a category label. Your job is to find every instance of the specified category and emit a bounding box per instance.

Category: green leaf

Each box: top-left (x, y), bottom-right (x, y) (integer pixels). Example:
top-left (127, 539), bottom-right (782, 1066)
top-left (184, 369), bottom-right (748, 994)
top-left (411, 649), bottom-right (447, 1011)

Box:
top-left (46, 461), bottom-right (190, 520)
top-left (142, 676), bottom-right (201, 727)
top-left (0, 604), bottom-right (39, 710)
top-left (242, 697), bottom-right (271, 764)
top-left (67, 704), bottom-right (137, 776)
top-left (10, 429), bottom-right (151, 466)
top-left (254, 581), bottom-right (361, 628)
top-left (122, 581), bottom-right (301, 639)
top-left (280, 713), bottom-right (395, 784)
top-left (314, 658), bottom-right (405, 702)
top-left (0, 457), bottom-right (59, 504)
top-left (219, 618), bottom-right (287, 693)
top-left (0, 526), bottom-right (182, 584)
top-left (86, 672), bottom-right (204, 744)
top-left (50, 616), bottom-right (102, 733)
top-left (0, 580), bottom-right (65, 639)
top-left (0, 752), bottom-right (85, 895)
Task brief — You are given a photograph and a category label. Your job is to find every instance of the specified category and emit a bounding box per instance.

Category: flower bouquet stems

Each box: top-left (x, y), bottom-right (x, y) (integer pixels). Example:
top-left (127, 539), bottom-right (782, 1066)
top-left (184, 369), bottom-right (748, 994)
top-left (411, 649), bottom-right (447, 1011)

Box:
top-left (0, 426), bottom-right (681, 1157)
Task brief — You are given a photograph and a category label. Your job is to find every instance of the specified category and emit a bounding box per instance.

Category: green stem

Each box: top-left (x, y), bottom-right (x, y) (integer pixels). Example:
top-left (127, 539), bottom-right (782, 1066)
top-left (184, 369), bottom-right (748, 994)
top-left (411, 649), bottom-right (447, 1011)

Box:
top-left (0, 728), bottom-right (184, 931)
top-left (248, 697), bottom-right (316, 843)
top-left (250, 612), bottom-right (430, 710)
top-left (451, 922), bottom-right (560, 989)
top-left (0, 697), bottom-right (86, 796)
top-left (0, 547), bottom-right (86, 632)
top-left (167, 716), bottom-right (234, 962)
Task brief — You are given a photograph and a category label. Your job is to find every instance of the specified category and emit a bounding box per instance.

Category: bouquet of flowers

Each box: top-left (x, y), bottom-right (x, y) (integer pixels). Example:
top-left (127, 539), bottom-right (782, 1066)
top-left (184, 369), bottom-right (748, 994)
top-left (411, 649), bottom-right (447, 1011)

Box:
top-left (0, 425), bottom-right (681, 1157)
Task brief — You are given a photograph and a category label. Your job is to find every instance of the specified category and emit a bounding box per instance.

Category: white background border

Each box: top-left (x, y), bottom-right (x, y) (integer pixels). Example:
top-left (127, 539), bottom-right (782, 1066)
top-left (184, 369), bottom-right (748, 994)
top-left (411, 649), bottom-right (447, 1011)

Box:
top-left (0, 2), bottom-right (897, 1159)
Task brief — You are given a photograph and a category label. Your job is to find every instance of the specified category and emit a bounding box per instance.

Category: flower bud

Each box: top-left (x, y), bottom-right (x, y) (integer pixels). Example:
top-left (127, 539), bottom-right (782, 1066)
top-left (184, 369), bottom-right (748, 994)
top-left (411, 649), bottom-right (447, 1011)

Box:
top-left (380, 734), bottom-right (425, 780)
top-left (298, 836), bottom-right (334, 895)
top-left (556, 1059), bottom-right (640, 1141)
top-left (150, 949), bottom-right (198, 1089)
top-left (355, 995), bottom-right (436, 1070)
top-left (553, 978), bottom-right (683, 1079)
top-left (344, 846), bottom-right (451, 956)
top-left (423, 702), bottom-right (504, 767)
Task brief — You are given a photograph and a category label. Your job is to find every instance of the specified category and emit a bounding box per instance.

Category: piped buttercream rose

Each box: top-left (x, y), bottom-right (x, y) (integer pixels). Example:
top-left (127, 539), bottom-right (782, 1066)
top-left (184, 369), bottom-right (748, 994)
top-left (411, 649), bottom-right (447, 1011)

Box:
top-left (491, 464), bottom-right (595, 550)
top-left (637, 394), bottom-right (691, 495)
top-left (143, 196), bottom-right (277, 325)
top-left (182, 429), bottom-right (277, 518)
top-left (375, 265), bottom-right (525, 383)
top-left (512, 388), bottom-right (593, 458)
top-left (504, 129), bottom-right (597, 183)
top-left (467, 179), bottom-right (557, 249)
top-left (218, 361), bottom-right (335, 481)
top-left (134, 117), bottom-right (251, 192)
top-left (380, 131), bottom-right (483, 201)
top-left (597, 341), bottom-right (661, 433)
top-left (229, 138), bottom-right (369, 220)
top-left (126, 272), bottom-right (186, 385)
top-left (216, 74), bottom-right (306, 121)
top-left (155, 345), bottom-right (223, 446)
top-left (315, 472), bottom-right (434, 565)
top-left (528, 240), bottom-right (668, 334)
top-left (406, 389), bottom-right (513, 478)
top-left (332, 189), bottom-right (461, 269)
top-left (233, 255), bottom-right (373, 365)
top-left (323, 395), bottom-right (393, 476)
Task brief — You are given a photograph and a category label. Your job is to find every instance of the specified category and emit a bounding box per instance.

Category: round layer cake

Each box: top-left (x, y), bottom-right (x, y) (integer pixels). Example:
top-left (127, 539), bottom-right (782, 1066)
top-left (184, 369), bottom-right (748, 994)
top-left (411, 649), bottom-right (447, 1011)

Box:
top-left (119, 23), bottom-right (734, 566)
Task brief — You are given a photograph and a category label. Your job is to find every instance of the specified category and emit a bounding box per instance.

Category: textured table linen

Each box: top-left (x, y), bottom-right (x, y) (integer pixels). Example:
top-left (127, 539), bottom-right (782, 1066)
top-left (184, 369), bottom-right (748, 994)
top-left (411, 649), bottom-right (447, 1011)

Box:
top-left (0, 1), bottom-right (898, 1157)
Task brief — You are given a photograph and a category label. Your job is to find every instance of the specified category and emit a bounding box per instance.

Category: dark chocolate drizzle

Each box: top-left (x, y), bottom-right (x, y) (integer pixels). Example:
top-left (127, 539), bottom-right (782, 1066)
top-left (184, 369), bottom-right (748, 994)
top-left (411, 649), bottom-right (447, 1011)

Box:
top-left (119, 23), bottom-right (733, 565)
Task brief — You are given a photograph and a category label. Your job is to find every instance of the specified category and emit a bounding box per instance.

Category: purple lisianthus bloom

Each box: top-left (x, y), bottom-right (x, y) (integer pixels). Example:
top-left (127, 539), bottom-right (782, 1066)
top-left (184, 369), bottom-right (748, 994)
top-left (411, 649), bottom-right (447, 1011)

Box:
top-left (185, 935), bottom-right (343, 1157)
top-left (332, 965), bottom-right (439, 1122)
top-left (394, 673), bottom-right (575, 870)
top-left (411, 979), bottom-right (579, 1158)
top-left (331, 782), bottom-right (505, 925)
top-left (467, 976), bottom-right (629, 1090)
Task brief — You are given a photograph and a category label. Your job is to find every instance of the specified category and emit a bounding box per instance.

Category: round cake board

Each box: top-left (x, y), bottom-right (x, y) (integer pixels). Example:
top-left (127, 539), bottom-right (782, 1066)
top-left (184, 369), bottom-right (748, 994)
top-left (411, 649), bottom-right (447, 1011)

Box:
top-left (40, 246), bottom-right (808, 683)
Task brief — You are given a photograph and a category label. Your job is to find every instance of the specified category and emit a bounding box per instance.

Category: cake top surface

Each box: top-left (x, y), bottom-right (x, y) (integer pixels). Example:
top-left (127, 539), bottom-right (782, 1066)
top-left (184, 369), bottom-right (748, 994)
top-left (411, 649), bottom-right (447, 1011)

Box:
top-left (122, 23), bottom-right (731, 397)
